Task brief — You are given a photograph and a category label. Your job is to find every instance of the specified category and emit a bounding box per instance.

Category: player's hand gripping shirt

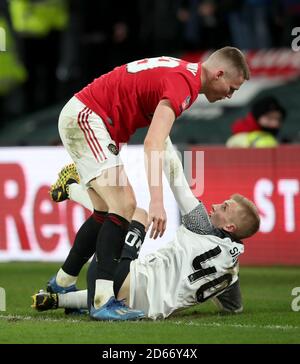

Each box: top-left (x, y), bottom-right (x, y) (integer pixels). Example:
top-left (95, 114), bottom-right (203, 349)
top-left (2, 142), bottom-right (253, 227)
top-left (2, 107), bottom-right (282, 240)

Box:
top-left (75, 57), bottom-right (201, 146)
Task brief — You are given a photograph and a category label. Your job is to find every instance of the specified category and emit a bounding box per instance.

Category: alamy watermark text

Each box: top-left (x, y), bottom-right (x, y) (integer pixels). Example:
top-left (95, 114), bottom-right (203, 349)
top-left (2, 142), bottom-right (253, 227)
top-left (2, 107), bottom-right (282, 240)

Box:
top-left (291, 287), bottom-right (300, 312)
top-left (291, 27), bottom-right (300, 52)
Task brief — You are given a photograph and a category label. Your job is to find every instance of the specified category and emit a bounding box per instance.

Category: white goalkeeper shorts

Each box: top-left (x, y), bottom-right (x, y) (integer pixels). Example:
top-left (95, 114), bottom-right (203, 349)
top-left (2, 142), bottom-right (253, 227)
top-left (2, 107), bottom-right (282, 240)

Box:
top-left (129, 252), bottom-right (176, 320)
top-left (58, 96), bottom-right (123, 187)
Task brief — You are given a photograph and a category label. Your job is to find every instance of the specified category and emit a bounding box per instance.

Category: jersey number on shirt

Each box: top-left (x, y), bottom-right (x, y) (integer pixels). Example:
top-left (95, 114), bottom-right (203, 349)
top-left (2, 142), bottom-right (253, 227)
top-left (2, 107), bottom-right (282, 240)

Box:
top-left (127, 57), bottom-right (180, 73)
top-left (188, 246), bottom-right (232, 303)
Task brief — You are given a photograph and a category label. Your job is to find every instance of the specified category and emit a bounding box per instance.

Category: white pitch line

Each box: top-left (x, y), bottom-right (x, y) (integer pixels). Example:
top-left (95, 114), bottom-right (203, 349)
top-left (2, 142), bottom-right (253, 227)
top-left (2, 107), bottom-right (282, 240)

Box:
top-left (0, 314), bottom-right (82, 323)
top-left (171, 320), bottom-right (300, 331)
top-left (0, 314), bottom-right (299, 331)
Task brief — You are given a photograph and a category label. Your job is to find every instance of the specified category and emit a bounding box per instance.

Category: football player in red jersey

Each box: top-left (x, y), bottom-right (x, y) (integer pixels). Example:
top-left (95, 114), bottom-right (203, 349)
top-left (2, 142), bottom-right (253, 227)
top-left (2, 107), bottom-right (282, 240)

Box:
top-left (49, 47), bottom-right (250, 320)
top-left (34, 138), bottom-right (260, 320)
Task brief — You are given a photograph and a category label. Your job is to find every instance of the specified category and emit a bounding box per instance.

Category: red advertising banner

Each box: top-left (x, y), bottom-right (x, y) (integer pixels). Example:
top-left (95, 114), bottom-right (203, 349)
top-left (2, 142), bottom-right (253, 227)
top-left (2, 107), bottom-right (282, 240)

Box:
top-left (189, 145), bottom-right (300, 265)
top-left (0, 147), bottom-right (179, 261)
top-left (182, 49), bottom-right (300, 79)
top-left (1, 146), bottom-right (299, 265)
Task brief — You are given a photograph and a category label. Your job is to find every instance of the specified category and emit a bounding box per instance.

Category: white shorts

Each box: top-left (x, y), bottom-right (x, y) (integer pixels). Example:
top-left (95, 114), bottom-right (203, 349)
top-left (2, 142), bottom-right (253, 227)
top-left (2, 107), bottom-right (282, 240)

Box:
top-left (129, 245), bottom-right (180, 320)
top-left (58, 96), bottom-right (123, 187)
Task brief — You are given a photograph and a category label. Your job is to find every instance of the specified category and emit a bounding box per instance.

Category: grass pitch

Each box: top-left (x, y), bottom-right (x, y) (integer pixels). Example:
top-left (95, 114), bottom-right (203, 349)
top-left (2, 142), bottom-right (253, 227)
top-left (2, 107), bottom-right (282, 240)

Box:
top-left (0, 263), bottom-right (299, 344)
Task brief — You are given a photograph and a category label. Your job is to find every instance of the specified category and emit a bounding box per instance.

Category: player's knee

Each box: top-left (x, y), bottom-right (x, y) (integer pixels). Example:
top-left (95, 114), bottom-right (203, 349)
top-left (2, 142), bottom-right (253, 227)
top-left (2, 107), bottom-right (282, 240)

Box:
top-left (128, 197), bottom-right (137, 215)
top-left (124, 197), bottom-right (136, 220)
top-left (112, 196), bottom-right (136, 221)
top-left (132, 207), bottom-right (148, 226)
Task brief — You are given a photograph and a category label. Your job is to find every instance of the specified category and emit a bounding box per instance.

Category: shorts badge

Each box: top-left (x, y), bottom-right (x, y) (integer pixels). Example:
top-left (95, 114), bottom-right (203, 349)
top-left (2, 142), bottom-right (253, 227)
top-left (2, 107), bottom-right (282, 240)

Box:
top-left (107, 143), bottom-right (119, 155)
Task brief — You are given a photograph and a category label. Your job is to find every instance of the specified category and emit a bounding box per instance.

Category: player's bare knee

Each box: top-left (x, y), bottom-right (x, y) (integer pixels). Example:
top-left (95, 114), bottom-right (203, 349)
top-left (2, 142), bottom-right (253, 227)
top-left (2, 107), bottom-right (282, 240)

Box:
top-left (132, 207), bottom-right (148, 226)
top-left (110, 196), bottom-right (136, 220)
top-left (126, 198), bottom-right (137, 219)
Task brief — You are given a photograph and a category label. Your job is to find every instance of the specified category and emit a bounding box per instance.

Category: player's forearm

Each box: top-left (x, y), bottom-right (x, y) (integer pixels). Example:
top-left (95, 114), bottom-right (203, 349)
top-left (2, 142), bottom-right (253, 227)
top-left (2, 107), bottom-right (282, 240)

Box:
top-left (144, 140), bottom-right (164, 204)
top-left (163, 137), bottom-right (199, 214)
top-left (144, 99), bottom-right (175, 205)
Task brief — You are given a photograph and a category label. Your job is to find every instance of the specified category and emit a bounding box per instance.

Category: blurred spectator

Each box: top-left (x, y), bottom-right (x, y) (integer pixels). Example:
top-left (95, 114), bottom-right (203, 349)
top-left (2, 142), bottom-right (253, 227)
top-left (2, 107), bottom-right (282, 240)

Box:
top-left (139, 0), bottom-right (180, 55)
top-left (226, 130), bottom-right (279, 147)
top-left (0, 0), bottom-right (27, 124)
top-left (177, 0), bottom-right (230, 50)
top-left (226, 96), bottom-right (287, 147)
top-left (9, 0), bottom-right (69, 113)
top-left (1, 0), bottom-right (298, 134)
top-left (106, 0), bottom-right (140, 68)
top-left (64, 0), bottom-right (139, 90)
top-left (225, 0), bottom-right (272, 50)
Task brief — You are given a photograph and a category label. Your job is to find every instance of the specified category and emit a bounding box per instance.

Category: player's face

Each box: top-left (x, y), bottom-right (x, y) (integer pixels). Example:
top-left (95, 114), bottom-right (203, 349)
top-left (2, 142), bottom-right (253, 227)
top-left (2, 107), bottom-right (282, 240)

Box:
top-left (208, 199), bottom-right (239, 229)
top-left (205, 71), bottom-right (244, 103)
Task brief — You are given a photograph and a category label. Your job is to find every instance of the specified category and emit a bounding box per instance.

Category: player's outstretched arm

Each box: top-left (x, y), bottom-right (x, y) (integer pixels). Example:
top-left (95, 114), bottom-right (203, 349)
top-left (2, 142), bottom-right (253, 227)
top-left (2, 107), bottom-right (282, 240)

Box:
top-left (164, 137), bottom-right (213, 234)
top-left (163, 137), bottom-right (199, 215)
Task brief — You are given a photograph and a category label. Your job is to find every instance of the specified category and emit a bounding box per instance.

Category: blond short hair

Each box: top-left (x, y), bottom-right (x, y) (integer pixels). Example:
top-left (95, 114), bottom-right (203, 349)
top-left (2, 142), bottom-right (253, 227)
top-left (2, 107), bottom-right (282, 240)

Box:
top-left (207, 46), bottom-right (250, 80)
top-left (231, 193), bottom-right (260, 239)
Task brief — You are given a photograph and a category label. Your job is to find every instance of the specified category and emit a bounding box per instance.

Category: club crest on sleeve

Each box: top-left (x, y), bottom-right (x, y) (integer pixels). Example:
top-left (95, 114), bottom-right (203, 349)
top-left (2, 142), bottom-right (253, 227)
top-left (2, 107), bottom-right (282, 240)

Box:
top-left (180, 95), bottom-right (191, 112)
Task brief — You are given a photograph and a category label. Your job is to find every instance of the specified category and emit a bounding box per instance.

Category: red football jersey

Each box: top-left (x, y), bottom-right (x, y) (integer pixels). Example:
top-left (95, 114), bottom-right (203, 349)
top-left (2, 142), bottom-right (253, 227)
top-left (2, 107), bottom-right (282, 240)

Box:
top-left (75, 56), bottom-right (201, 146)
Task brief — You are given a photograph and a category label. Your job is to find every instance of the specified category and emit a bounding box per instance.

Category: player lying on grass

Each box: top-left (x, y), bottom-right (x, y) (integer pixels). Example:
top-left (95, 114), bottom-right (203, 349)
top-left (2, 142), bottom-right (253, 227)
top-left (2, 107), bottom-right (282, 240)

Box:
top-left (32, 138), bottom-right (260, 320)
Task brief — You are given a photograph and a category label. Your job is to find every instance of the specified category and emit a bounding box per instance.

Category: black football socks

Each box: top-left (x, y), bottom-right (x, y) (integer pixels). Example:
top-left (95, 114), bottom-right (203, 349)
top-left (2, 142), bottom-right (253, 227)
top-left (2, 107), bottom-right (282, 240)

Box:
top-left (113, 220), bottom-right (146, 296)
top-left (96, 213), bottom-right (129, 280)
top-left (62, 210), bottom-right (107, 276)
